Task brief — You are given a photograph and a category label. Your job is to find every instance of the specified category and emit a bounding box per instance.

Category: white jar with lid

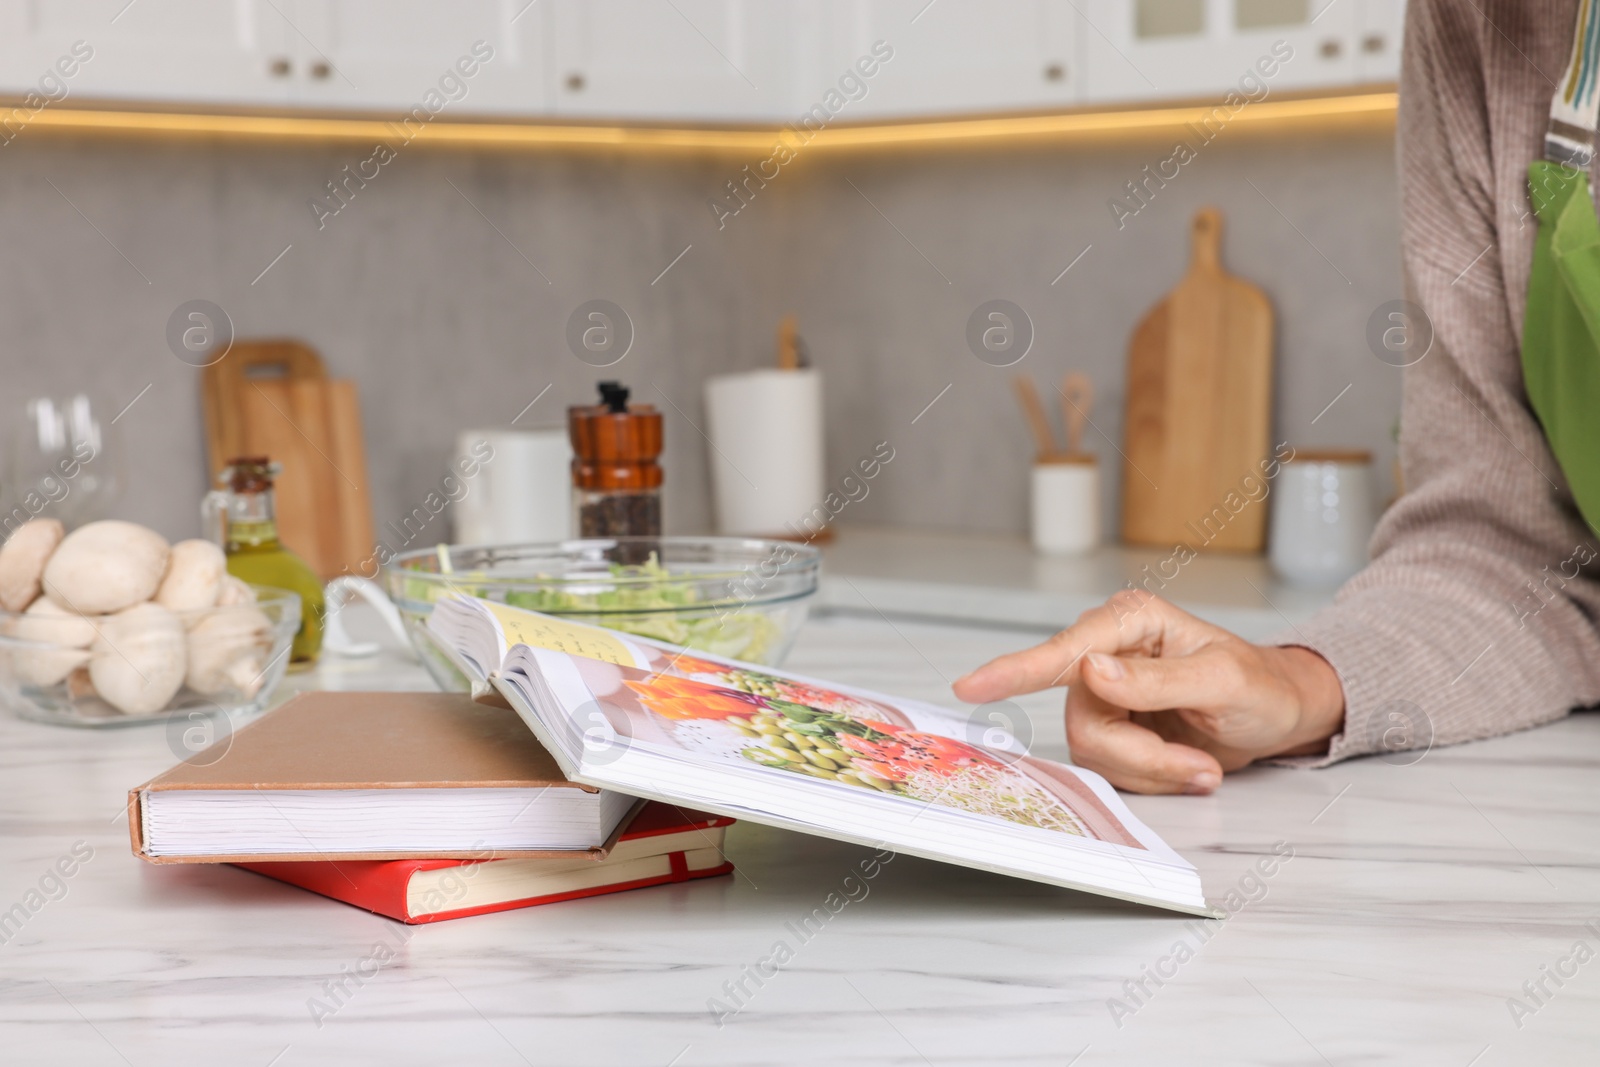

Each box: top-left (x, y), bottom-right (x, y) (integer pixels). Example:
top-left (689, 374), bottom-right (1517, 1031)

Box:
top-left (1268, 450), bottom-right (1376, 586)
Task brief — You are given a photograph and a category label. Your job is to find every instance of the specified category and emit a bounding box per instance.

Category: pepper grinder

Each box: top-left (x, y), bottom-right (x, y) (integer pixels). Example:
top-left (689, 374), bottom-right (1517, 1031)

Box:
top-left (568, 381), bottom-right (664, 555)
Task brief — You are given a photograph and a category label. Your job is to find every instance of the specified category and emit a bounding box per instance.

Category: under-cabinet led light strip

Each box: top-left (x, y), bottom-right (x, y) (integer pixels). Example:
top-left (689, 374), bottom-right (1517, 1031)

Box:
top-left (9, 88), bottom-right (1396, 154)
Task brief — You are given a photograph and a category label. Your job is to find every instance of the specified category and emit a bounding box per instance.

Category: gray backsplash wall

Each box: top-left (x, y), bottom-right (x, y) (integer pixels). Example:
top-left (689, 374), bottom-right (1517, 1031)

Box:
top-left (0, 123), bottom-right (1401, 546)
top-left (785, 127), bottom-right (1405, 537)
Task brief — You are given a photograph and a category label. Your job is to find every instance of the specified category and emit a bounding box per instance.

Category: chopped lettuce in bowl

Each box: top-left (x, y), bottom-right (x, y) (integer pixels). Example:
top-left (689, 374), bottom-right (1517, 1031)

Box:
top-left (385, 539), bottom-right (819, 691)
top-left (502, 556), bottom-right (789, 662)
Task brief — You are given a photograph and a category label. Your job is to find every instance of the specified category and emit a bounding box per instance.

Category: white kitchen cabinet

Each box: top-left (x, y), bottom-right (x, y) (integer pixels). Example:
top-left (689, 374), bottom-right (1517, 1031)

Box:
top-left (816, 0), bottom-right (1081, 120)
top-left (1082, 0), bottom-right (1361, 105)
top-left (0, 0), bottom-right (291, 108)
top-left (1355, 0), bottom-right (1404, 82)
top-left (286, 0), bottom-right (547, 116)
top-left (0, 0), bottom-right (1402, 126)
top-left (0, 0), bottom-right (543, 117)
top-left (545, 0), bottom-right (792, 121)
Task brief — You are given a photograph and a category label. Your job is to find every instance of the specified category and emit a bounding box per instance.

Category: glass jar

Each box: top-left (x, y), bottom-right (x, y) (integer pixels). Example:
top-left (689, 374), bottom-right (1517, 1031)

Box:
top-left (569, 382), bottom-right (663, 552)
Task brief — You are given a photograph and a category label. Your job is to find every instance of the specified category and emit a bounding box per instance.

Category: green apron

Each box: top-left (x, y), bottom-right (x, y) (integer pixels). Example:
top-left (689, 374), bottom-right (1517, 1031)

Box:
top-left (1523, 1), bottom-right (1600, 532)
top-left (1523, 161), bottom-right (1600, 532)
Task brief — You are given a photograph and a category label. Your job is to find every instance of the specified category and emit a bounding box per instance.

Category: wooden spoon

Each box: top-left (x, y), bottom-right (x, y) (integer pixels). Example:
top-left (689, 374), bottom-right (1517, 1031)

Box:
top-left (1013, 375), bottom-right (1061, 461)
top-left (776, 314), bottom-right (800, 371)
top-left (1059, 373), bottom-right (1094, 458)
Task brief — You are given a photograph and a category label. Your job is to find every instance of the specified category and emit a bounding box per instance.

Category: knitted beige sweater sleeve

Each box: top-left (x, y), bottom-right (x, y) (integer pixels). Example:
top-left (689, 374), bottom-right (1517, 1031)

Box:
top-left (1276, 0), bottom-right (1600, 766)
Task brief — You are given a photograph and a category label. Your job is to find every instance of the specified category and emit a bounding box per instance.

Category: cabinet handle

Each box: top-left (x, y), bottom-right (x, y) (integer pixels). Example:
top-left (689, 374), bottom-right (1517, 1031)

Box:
top-left (1361, 33), bottom-right (1385, 54)
top-left (1319, 39), bottom-right (1343, 59)
top-left (268, 57), bottom-right (291, 77)
top-left (1044, 62), bottom-right (1066, 82)
top-left (565, 72), bottom-right (586, 92)
top-left (310, 60), bottom-right (332, 80)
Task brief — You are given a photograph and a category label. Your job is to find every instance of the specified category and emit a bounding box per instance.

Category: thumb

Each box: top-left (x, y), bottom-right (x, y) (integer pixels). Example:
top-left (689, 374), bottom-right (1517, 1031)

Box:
top-left (1081, 649), bottom-right (1242, 713)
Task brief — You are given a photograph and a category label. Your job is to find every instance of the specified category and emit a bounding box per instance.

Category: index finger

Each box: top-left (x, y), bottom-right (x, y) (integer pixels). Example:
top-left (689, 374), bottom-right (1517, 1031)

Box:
top-left (952, 590), bottom-right (1176, 703)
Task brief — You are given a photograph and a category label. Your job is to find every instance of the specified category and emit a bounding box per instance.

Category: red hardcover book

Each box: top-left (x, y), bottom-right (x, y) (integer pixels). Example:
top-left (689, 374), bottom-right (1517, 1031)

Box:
top-left (236, 803), bottom-right (734, 924)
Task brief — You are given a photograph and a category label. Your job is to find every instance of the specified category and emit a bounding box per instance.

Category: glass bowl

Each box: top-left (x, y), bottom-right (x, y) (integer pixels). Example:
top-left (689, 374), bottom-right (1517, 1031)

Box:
top-left (0, 585), bottom-right (300, 728)
top-left (384, 537), bottom-right (821, 692)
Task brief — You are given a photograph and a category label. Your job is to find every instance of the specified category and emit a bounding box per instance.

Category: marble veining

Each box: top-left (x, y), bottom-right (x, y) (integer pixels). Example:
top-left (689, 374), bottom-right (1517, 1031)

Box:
top-left (1, 611), bottom-right (1597, 1065)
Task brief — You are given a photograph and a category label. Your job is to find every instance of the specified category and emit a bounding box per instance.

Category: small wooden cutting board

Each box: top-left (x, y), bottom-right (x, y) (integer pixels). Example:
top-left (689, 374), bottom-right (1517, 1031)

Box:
top-left (202, 340), bottom-right (376, 580)
top-left (1120, 208), bottom-right (1274, 553)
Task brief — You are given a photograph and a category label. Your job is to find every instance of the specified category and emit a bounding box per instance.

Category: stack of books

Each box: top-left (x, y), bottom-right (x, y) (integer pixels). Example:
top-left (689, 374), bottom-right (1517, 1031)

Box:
top-left (132, 596), bottom-right (1216, 918)
top-left (129, 692), bottom-right (733, 924)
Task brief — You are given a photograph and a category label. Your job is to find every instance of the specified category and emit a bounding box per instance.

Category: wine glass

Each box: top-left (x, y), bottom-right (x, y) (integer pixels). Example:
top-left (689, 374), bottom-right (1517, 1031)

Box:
top-left (4, 394), bottom-right (124, 530)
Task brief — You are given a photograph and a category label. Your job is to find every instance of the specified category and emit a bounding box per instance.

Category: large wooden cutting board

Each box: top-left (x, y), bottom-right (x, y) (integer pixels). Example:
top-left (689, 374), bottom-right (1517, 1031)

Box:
top-left (1120, 208), bottom-right (1274, 552)
top-left (202, 340), bottom-right (376, 580)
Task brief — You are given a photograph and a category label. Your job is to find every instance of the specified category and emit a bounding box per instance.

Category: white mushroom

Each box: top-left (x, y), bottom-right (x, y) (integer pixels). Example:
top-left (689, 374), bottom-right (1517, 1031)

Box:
top-left (89, 602), bottom-right (186, 715)
top-left (155, 539), bottom-right (227, 614)
top-left (0, 518), bottom-right (65, 612)
top-left (43, 520), bottom-right (170, 615)
top-left (12, 645), bottom-right (88, 688)
top-left (215, 575), bottom-right (257, 606)
top-left (10, 597), bottom-right (97, 687)
top-left (15, 596), bottom-right (98, 645)
top-left (186, 606), bottom-right (271, 698)
top-left (65, 665), bottom-right (96, 701)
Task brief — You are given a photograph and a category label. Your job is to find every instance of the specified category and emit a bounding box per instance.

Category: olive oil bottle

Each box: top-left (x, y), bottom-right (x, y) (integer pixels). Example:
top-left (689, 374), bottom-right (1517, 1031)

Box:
top-left (204, 457), bottom-right (324, 663)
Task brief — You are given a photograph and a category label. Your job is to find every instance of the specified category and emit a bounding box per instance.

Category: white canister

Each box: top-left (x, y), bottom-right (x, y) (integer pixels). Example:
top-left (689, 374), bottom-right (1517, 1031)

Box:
top-left (703, 368), bottom-right (825, 537)
top-left (1031, 458), bottom-right (1100, 554)
top-left (1268, 450), bottom-right (1376, 586)
top-left (451, 427), bottom-right (572, 545)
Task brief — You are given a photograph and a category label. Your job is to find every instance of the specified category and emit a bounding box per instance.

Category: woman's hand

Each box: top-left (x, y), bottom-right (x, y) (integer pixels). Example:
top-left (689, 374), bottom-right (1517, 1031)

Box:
top-left (951, 590), bottom-right (1346, 795)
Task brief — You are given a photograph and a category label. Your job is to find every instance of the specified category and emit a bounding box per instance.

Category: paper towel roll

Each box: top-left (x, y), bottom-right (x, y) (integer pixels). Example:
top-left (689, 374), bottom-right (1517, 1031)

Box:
top-left (452, 428), bottom-right (572, 544)
top-left (703, 369), bottom-right (824, 537)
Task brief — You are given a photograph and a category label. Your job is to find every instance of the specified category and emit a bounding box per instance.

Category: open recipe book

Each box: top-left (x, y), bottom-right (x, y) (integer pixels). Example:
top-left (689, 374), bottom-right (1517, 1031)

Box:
top-left (427, 596), bottom-right (1215, 917)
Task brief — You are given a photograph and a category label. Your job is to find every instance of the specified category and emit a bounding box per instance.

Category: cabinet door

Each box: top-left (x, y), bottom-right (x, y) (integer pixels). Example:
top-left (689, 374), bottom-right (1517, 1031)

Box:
top-left (1355, 0), bottom-right (1403, 82)
top-left (816, 0), bottom-right (1080, 119)
top-left (1083, 0), bottom-right (1357, 105)
top-left (286, 0), bottom-right (547, 115)
top-left (546, 0), bottom-right (790, 121)
top-left (0, 0), bottom-right (291, 106)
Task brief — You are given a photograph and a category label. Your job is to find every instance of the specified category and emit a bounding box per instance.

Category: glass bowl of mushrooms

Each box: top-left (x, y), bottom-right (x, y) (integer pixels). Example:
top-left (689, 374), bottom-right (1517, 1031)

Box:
top-left (0, 519), bottom-right (301, 728)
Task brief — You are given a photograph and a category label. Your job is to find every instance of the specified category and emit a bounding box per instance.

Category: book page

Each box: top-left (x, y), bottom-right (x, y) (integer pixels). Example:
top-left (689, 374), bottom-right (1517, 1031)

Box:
top-left (481, 601), bottom-right (651, 669)
top-left (486, 601), bottom-right (1187, 867)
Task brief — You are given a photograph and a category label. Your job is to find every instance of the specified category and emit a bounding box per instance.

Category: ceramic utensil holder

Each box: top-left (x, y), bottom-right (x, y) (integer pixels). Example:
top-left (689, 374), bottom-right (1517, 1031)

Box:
top-left (1031, 457), bottom-right (1099, 554)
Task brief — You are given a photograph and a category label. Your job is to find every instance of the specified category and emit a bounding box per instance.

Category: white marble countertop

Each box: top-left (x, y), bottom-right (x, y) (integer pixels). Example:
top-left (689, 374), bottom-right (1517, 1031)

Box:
top-left (5, 603), bottom-right (1598, 1065)
top-left (816, 526), bottom-right (1335, 641)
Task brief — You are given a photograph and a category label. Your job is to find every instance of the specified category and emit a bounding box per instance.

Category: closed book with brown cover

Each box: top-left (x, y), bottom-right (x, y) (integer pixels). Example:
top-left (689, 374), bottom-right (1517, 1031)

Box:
top-left (129, 692), bottom-right (637, 864)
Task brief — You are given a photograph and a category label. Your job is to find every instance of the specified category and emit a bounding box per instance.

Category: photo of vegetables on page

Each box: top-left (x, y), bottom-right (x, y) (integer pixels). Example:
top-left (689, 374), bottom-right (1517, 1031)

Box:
top-left (427, 595), bottom-right (1213, 916)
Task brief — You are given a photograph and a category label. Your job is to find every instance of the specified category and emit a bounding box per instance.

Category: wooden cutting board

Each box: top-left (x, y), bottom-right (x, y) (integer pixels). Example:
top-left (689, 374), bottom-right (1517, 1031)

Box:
top-left (202, 340), bottom-right (376, 580)
top-left (1120, 208), bottom-right (1274, 552)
